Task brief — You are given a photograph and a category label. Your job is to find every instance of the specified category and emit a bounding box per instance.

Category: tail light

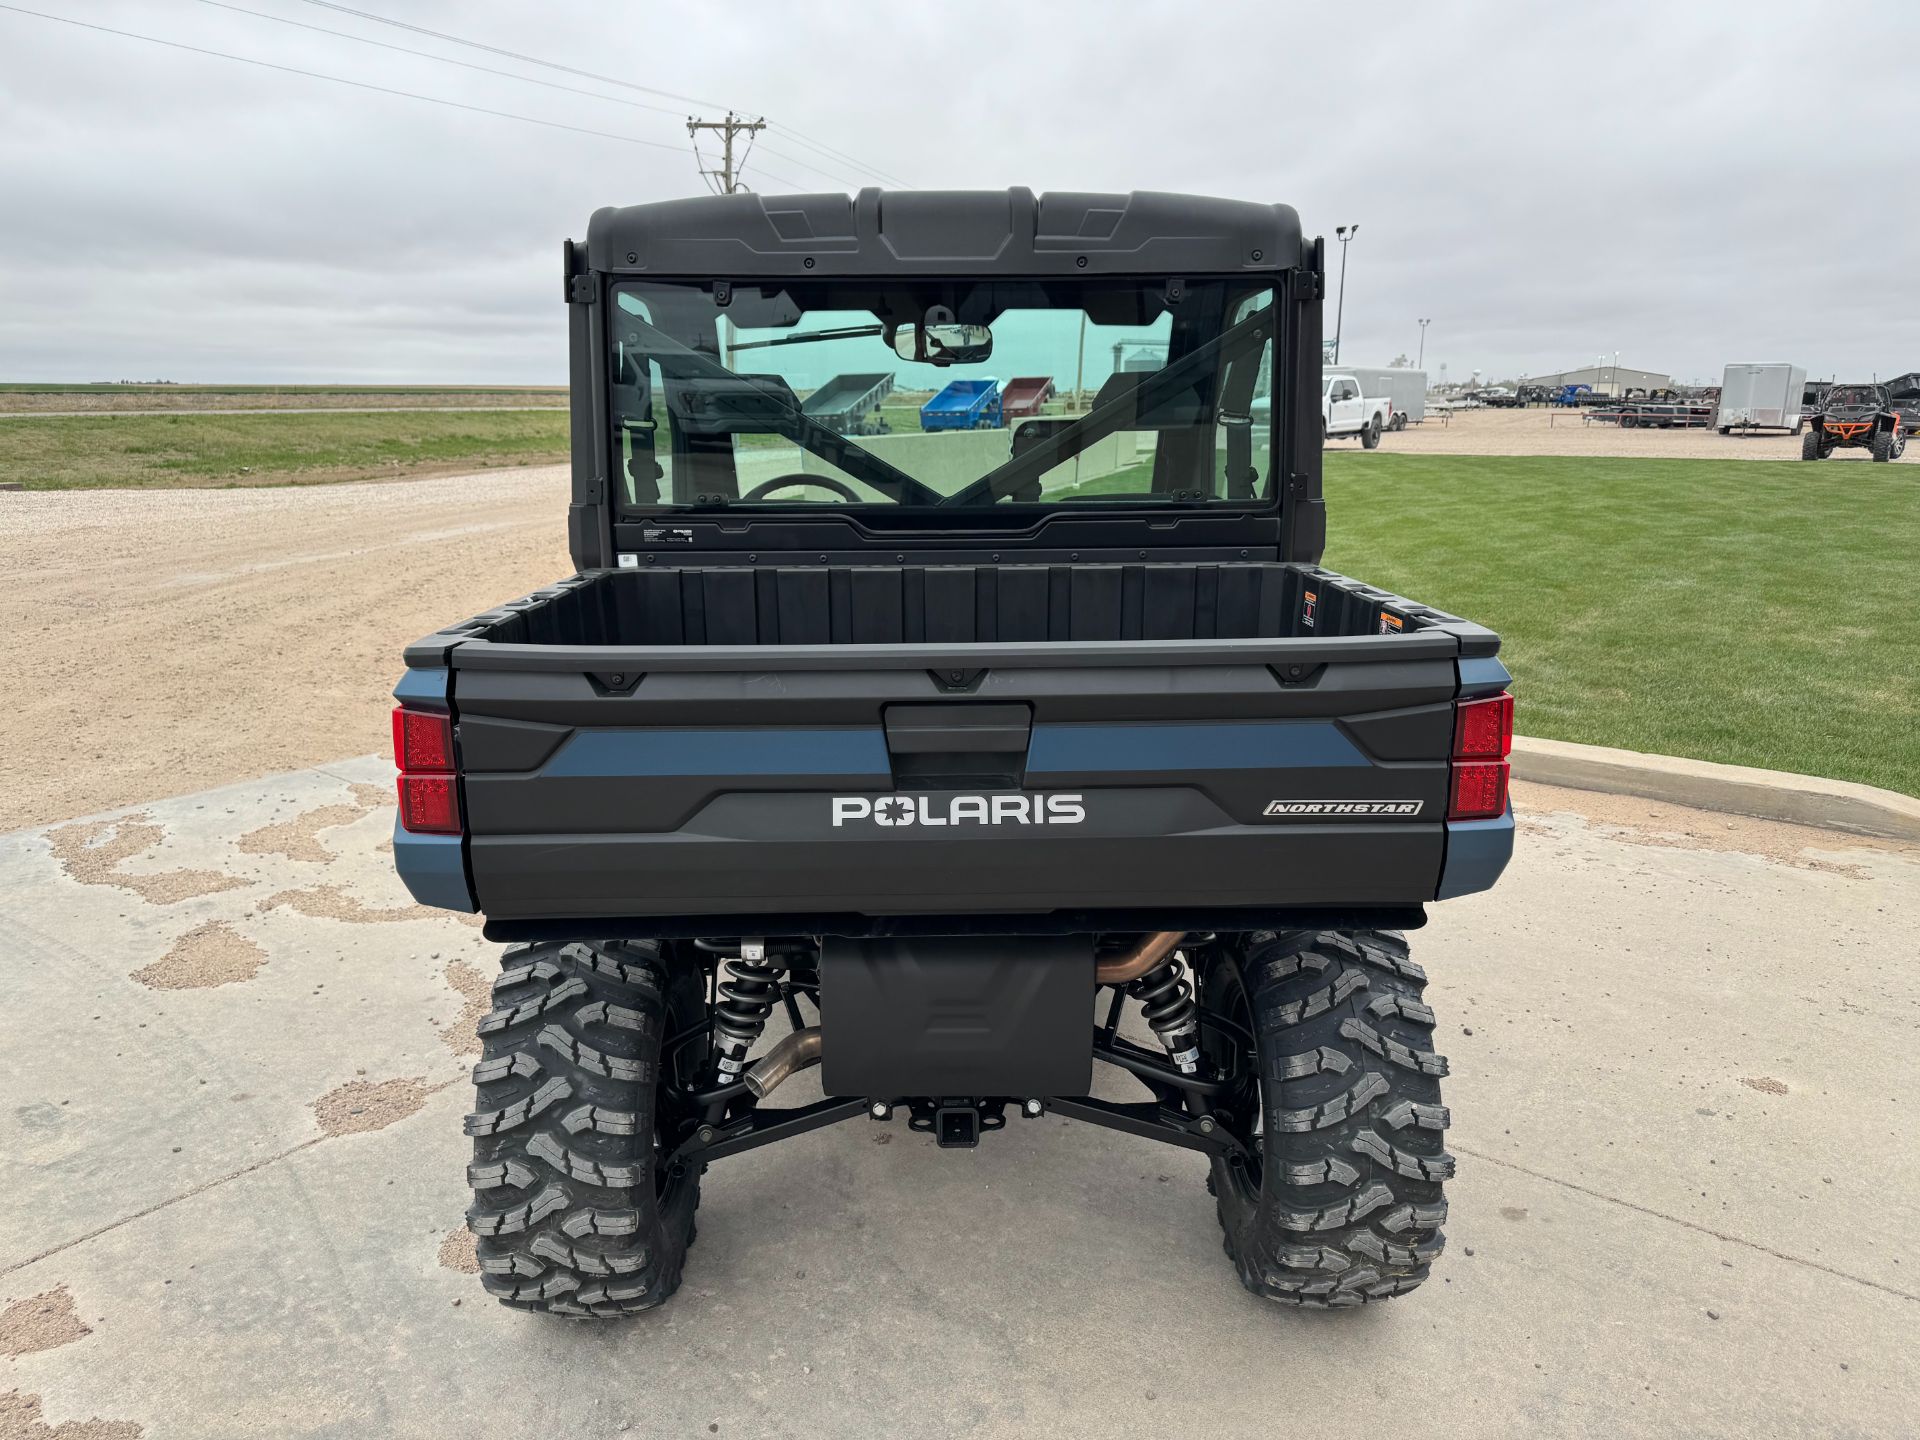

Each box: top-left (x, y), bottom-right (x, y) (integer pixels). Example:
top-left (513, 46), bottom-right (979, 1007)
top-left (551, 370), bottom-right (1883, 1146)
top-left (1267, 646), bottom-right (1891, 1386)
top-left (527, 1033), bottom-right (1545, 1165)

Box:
top-left (1449, 692), bottom-right (1512, 820)
top-left (392, 705), bottom-right (461, 833)
top-left (1453, 691), bottom-right (1513, 759)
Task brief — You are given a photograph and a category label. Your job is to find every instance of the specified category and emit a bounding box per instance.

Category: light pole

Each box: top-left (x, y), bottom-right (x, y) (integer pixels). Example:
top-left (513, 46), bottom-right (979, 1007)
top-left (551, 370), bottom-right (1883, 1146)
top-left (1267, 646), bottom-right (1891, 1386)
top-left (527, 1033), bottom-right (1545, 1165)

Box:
top-left (1333, 224), bottom-right (1359, 364)
top-left (1417, 317), bottom-right (1431, 370)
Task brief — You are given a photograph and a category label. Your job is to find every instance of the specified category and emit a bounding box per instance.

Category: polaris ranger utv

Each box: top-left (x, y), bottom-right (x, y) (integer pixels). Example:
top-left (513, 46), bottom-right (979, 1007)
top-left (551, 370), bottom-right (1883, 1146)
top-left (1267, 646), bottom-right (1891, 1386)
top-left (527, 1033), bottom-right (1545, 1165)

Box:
top-left (391, 189), bottom-right (1515, 1317)
top-left (1801, 383), bottom-right (1906, 462)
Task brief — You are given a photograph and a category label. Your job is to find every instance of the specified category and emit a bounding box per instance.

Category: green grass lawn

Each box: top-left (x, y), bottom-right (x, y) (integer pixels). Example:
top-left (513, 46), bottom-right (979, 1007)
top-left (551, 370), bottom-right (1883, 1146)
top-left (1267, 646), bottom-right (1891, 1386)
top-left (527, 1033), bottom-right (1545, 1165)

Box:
top-left (1320, 454), bottom-right (1920, 796)
top-left (1, 410), bottom-right (569, 488)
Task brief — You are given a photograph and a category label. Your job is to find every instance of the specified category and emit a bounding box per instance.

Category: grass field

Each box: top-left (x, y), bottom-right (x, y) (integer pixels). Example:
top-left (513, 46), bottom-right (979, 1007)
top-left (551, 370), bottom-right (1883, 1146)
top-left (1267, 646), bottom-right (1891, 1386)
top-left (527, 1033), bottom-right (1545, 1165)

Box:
top-left (1321, 454), bottom-right (1920, 796)
top-left (0, 382), bottom-right (566, 414)
top-left (0, 410), bottom-right (569, 488)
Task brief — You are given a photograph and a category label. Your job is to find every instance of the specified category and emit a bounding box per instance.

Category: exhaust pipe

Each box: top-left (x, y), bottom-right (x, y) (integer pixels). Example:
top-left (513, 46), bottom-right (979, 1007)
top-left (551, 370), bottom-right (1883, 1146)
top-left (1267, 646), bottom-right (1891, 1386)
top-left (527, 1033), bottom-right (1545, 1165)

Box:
top-left (745, 1026), bottom-right (822, 1098)
top-left (1094, 931), bottom-right (1186, 986)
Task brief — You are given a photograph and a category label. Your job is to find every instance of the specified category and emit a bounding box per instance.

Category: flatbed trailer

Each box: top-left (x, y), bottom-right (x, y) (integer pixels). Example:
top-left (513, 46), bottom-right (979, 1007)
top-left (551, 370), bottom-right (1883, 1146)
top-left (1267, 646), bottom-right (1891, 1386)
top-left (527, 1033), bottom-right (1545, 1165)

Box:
top-left (1616, 400), bottom-right (1717, 428)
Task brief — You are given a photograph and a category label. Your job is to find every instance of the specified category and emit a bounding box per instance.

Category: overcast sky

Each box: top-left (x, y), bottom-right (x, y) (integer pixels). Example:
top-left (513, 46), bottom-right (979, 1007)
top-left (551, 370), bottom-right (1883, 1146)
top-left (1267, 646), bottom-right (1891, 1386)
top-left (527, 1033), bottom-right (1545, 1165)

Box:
top-left (3, 1), bottom-right (1917, 386)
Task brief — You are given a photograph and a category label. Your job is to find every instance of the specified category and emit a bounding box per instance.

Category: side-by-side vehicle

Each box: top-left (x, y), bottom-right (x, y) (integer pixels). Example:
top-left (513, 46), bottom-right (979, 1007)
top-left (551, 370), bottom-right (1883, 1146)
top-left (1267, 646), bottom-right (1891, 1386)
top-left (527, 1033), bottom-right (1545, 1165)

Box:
top-left (390, 188), bottom-right (1515, 1317)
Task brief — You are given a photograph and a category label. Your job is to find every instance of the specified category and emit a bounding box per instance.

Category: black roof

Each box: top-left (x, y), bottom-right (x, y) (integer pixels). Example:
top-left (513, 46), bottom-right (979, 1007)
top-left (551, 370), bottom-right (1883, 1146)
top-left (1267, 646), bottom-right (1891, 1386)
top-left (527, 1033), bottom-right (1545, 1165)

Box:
top-left (584, 188), bottom-right (1305, 280)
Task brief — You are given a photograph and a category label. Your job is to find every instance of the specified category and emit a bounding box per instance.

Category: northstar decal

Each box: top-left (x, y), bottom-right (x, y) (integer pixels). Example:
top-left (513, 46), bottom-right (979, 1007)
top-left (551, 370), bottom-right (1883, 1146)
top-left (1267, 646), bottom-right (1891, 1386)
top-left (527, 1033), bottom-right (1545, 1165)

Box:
top-left (1263, 800), bottom-right (1425, 817)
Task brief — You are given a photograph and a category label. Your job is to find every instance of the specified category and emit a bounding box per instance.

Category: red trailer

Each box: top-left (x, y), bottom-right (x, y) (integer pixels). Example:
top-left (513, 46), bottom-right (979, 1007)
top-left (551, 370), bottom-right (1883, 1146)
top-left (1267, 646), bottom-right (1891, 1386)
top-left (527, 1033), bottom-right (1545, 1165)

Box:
top-left (1001, 376), bottom-right (1056, 420)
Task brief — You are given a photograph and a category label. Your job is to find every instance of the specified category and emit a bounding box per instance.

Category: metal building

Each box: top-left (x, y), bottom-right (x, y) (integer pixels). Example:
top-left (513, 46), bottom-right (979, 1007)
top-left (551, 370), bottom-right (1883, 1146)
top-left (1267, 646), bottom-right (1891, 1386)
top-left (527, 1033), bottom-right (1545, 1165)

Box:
top-left (1520, 364), bottom-right (1672, 397)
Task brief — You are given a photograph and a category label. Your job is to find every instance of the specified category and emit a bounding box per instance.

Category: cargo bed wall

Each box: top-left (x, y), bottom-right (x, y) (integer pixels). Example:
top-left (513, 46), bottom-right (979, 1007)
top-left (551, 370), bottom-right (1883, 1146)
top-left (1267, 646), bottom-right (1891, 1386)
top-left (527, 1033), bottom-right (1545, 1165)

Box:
top-left (444, 563), bottom-right (1457, 650)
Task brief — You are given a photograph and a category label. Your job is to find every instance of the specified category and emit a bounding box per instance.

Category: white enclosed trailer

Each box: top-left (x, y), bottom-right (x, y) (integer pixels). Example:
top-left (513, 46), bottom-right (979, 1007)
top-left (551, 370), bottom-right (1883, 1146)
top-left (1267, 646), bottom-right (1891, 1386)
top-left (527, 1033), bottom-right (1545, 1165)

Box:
top-left (1324, 366), bottom-right (1426, 428)
top-left (1715, 363), bottom-right (1807, 433)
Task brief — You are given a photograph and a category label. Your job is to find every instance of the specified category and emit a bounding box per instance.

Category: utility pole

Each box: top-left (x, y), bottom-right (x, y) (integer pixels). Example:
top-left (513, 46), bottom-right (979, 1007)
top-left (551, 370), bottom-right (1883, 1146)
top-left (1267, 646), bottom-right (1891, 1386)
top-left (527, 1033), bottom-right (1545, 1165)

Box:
top-left (686, 112), bottom-right (766, 194)
top-left (1074, 314), bottom-right (1088, 409)
top-left (687, 112), bottom-right (765, 371)
top-left (1417, 317), bottom-right (1431, 371)
top-left (1332, 224), bottom-right (1359, 364)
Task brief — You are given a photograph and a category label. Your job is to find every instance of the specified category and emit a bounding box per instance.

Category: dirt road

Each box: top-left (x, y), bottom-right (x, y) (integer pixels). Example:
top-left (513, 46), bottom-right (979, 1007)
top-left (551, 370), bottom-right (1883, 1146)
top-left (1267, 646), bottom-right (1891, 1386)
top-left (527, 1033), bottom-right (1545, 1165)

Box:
top-left (0, 467), bottom-right (570, 830)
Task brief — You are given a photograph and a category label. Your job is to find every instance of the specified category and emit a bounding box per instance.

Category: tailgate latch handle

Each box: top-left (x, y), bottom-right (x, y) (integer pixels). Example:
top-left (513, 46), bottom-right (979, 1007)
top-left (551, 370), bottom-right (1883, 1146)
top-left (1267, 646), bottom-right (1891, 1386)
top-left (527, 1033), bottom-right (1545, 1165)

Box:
top-left (883, 704), bottom-right (1032, 755)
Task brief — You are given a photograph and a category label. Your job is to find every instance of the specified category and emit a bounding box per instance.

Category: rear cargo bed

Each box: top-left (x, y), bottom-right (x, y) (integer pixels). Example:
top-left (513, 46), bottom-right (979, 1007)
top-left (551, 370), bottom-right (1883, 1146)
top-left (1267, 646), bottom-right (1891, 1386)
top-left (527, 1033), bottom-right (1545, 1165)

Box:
top-left (412, 561), bottom-right (1490, 653)
top-left (397, 563), bottom-right (1509, 936)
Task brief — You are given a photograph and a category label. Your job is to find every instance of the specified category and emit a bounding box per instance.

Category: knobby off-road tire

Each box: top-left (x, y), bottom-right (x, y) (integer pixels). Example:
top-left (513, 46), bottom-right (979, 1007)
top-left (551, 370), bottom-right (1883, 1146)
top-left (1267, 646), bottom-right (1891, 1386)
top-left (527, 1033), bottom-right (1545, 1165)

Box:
top-left (1197, 929), bottom-right (1451, 1308)
top-left (465, 940), bottom-right (705, 1317)
top-left (1801, 427), bottom-right (1823, 461)
top-left (1871, 428), bottom-right (1894, 463)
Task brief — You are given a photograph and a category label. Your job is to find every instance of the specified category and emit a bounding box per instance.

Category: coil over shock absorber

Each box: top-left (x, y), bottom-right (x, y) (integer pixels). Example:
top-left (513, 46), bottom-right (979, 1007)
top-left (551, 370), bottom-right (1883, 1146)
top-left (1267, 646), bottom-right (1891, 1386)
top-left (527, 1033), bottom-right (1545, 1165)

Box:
top-left (1130, 952), bottom-right (1201, 1075)
top-left (710, 938), bottom-right (781, 1081)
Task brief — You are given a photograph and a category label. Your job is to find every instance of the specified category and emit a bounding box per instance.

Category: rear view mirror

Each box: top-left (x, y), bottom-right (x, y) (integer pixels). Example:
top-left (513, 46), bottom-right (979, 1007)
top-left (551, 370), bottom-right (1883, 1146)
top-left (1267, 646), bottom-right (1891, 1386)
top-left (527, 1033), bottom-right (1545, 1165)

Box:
top-left (893, 323), bottom-right (992, 367)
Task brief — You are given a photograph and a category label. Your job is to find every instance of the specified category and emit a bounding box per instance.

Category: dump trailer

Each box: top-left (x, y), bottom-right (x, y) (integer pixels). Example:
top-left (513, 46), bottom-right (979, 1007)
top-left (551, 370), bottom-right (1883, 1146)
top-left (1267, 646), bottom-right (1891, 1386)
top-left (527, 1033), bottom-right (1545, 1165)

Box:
top-left (1001, 375), bottom-right (1056, 420)
top-left (1716, 362), bottom-right (1806, 433)
top-left (921, 377), bottom-right (1003, 430)
top-left (391, 188), bottom-right (1516, 1319)
top-left (800, 371), bottom-right (895, 435)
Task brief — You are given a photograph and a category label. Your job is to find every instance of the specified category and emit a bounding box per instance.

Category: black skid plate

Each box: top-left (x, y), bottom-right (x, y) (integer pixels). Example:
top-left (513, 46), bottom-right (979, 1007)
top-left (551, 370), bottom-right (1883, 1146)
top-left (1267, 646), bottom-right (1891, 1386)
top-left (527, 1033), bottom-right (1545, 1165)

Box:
top-left (819, 936), bottom-right (1093, 1098)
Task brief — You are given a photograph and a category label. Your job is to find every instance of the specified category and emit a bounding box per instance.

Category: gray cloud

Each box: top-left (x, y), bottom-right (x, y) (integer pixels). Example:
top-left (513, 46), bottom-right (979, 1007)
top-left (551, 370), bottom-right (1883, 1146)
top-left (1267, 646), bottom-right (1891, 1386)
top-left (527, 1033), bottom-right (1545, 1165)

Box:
top-left (2, 0), bottom-right (1916, 384)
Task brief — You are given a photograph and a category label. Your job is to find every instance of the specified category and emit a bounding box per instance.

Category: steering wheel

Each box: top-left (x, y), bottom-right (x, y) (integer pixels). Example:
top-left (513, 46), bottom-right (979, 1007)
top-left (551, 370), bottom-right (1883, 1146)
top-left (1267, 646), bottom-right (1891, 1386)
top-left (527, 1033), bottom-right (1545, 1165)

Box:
top-left (740, 473), bottom-right (864, 502)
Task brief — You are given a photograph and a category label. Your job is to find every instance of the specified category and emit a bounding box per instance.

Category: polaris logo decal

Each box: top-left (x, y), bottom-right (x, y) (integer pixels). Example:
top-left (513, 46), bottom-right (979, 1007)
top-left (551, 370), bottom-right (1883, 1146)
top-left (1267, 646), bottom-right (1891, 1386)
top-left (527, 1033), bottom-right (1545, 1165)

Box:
top-left (832, 794), bottom-right (1086, 827)
top-left (1264, 800), bottom-right (1424, 817)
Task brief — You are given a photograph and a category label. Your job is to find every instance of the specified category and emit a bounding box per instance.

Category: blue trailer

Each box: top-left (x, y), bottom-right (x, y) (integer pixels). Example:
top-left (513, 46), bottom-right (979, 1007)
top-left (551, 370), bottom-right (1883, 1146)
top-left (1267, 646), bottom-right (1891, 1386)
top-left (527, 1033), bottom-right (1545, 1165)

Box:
top-left (921, 378), bottom-right (1002, 431)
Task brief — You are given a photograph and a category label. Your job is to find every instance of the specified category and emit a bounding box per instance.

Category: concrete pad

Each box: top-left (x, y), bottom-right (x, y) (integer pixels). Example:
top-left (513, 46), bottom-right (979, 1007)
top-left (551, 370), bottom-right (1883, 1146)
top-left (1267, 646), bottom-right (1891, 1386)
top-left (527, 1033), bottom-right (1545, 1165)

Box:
top-left (2, 765), bottom-right (1917, 1438)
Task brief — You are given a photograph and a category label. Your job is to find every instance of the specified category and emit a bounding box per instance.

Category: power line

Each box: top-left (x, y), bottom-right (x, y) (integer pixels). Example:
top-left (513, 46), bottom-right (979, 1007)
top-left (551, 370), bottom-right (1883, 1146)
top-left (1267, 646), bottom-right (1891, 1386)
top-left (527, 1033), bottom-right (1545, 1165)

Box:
top-left (742, 162), bottom-right (805, 190)
top-left (192, 0), bottom-right (685, 119)
top-left (777, 125), bottom-right (913, 189)
top-left (296, 0), bottom-right (909, 189)
top-left (296, 0), bottom-right (720, 110)
top-left (719, 135), bottom-right (802, 191)
top-left (194, 0), bottom-right (886, 193)
top-left (755, 143), bottom-right (864, 190)
top-left (0, 4), bottom-right (687, 152)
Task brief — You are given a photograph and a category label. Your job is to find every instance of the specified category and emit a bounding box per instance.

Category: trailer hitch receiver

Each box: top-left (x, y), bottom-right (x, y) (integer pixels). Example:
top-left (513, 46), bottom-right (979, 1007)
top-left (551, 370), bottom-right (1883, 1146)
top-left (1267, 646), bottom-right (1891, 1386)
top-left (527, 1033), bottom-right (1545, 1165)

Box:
top-left (907, 1098), bottom-right (1007, 1149)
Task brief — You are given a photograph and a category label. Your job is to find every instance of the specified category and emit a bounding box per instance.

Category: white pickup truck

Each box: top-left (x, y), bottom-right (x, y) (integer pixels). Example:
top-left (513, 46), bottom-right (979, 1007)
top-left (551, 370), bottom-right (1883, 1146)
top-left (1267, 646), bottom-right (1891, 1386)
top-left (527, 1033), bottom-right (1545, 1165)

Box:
top-left (1323, 372), bottom-right (1391, 447)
